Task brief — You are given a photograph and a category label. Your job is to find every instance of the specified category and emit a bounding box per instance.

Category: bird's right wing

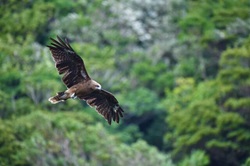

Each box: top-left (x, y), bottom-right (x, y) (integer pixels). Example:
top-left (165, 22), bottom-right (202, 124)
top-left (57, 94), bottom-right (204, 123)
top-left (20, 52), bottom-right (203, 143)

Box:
top-left (80, 89), bottom-right (124, 125)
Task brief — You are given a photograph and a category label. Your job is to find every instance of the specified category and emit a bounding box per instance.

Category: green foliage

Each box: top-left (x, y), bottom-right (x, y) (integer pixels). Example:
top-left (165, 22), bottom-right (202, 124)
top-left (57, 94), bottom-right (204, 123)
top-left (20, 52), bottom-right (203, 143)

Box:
top-left (111, 140), bottom-right (175, 166)
top-left (132, 60), bottom-right (174, 92)
top-left (218, 45), bottom-right (250, 86)
top-left (0, 111), bottom-right (173, 166)
top-left (0, 0), bottom-right (54, 43)
top-left (179, 0), bottom-right (250, 40)
top-left (178, 150), bottom-right (210, 166)
top-left (0, 120), bottom-right (19, 166)
top-left (242, 158), bottom-right (250, 166)
top-left (121, 87), bottom-right (159, 116)
top-left (1, 0), bottom-right (250, 165)
top-left (163, 39), bottom-right (250, 165)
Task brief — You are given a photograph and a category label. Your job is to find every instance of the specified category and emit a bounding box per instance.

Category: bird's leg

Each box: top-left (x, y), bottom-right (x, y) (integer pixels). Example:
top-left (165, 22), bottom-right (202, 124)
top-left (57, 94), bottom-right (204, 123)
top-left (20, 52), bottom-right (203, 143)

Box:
top-left (70, 93), bottom-right (75, 98)
top-left (70, 93), bottom-right (77, 99)
top-left (65, 88), bottom-right (78, 99)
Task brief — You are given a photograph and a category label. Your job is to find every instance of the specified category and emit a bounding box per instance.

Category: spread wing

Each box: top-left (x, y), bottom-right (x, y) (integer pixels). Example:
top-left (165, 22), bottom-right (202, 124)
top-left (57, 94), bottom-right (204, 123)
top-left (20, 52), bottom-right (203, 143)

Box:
top-left (81, 89), bottom-right (124, 125)
top-left (47, 36), bottom-right (90, 88)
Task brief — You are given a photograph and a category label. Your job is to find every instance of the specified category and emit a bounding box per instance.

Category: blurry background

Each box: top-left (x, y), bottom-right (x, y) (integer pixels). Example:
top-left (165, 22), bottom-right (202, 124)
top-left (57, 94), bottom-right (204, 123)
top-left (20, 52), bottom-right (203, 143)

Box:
top-left (0, 0), bottom-right (250, 165)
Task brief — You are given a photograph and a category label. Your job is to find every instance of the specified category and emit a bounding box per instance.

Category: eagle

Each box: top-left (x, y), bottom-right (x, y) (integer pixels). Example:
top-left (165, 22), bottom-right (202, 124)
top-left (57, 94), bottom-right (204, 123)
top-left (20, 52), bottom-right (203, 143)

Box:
top-left (47, 36), bottom-right (124, 125)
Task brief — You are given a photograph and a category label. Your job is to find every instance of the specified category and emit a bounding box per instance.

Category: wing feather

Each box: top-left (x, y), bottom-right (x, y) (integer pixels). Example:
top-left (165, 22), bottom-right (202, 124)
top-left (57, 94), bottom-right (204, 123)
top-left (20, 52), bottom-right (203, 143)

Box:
top-left (47, 36), bottom-right (90, 88)
top-left (81, 89), bottom-right (124, 125)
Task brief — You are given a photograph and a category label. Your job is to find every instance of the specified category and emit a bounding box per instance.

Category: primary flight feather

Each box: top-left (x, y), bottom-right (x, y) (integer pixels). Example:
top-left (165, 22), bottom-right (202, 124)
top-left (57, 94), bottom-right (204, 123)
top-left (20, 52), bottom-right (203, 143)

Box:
top-left (47, 36), bottom-right (124, 125)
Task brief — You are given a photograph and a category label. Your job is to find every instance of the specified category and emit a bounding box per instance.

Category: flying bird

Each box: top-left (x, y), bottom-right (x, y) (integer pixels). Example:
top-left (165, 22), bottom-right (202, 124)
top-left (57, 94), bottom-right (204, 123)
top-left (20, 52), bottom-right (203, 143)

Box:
top-left (47, 36), bottom-right (124, 125)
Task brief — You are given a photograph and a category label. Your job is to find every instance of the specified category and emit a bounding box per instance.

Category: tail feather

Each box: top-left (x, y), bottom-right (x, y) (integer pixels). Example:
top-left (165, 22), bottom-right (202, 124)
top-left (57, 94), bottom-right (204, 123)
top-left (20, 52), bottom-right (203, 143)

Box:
top-left (48, 91), bottom-right (67, 104)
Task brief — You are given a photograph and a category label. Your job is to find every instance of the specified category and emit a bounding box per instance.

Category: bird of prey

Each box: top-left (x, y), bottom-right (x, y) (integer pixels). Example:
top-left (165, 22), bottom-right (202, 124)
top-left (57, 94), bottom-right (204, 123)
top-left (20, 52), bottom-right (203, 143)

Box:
top-left (47, 36), bottom-right (124, 125)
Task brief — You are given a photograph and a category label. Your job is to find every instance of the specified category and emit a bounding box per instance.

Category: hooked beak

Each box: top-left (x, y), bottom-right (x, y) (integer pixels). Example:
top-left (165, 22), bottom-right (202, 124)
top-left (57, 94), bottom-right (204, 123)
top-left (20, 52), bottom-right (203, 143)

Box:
top-left (95, 84), bottom-right (102, 90)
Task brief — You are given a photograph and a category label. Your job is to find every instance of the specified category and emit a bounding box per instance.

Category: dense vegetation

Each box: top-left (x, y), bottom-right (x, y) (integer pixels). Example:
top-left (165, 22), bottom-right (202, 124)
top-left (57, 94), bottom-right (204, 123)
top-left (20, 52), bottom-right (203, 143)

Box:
top-left (0, 0), bottom-right (250, 165)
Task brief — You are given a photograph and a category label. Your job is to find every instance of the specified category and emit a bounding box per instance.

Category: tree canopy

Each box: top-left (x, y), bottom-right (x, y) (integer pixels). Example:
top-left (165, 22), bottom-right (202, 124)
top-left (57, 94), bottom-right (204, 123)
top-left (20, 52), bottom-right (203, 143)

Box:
top-left (0, 0), bottom-right (250, 165)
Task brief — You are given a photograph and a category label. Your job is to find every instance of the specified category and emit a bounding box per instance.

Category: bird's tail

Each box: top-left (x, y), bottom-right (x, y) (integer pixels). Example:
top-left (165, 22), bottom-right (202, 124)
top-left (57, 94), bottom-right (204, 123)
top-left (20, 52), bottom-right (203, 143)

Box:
top-left (48, 91), bottom-right (68, 104)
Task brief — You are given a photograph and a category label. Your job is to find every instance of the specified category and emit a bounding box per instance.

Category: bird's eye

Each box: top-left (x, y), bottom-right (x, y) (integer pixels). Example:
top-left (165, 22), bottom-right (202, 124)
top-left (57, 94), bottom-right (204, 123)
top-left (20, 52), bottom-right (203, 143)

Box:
top-left (95, 85), bottom-right (101, 90)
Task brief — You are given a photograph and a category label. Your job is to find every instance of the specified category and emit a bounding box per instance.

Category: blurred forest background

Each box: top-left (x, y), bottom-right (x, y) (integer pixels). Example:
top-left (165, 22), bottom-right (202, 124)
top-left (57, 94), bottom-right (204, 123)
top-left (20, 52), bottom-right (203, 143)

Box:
top-left (0, 0), bottom-right (250, 166)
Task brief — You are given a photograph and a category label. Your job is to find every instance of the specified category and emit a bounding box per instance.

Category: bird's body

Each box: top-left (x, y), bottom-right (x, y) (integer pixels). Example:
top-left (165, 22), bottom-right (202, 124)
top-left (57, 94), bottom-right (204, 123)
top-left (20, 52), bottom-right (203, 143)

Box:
top-left (47, 36), bottom-right (124, 124)
top-left (49, 79), bottom-right (100, 103)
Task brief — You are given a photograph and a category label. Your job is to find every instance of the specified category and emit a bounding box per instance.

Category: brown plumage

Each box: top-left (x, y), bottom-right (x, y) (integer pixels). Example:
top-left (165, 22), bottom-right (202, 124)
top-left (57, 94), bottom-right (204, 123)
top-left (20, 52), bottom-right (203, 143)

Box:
top-left (47, 36), bottom-right (124, 125)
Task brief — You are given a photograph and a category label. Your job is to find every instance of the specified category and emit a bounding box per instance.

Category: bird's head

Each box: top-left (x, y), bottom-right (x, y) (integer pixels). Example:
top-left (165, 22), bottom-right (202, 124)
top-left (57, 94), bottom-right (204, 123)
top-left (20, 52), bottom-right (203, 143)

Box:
top-left (91, 80), bottom-right (102, 90)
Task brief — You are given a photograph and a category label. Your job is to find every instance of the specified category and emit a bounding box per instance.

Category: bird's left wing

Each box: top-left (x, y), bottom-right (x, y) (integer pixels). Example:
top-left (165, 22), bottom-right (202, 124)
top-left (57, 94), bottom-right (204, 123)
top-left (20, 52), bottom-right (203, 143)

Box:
top-left (47, 36), bottom-right (90, 88)
top-left (80, 89), bottom-right (124, 125)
